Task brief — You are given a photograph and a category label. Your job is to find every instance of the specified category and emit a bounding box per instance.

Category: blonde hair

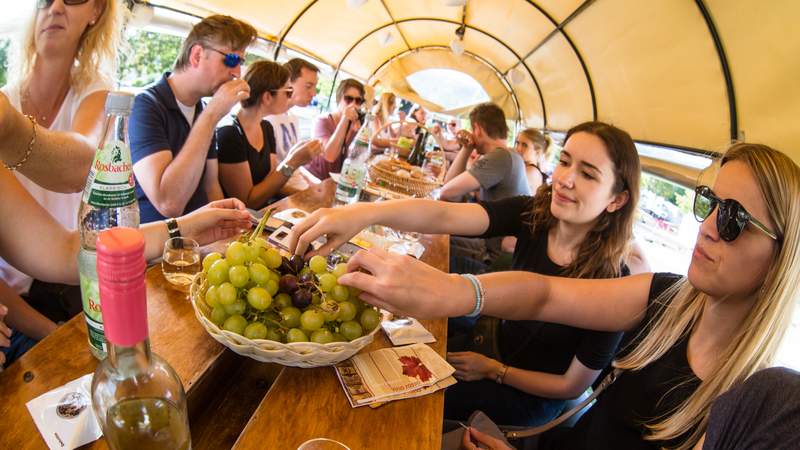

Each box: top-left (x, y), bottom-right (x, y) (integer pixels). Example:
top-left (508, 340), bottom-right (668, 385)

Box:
top-left (615, 143), bottom-right (800, 449)
top-left (372, 92), bottom-right (396, 126)
top-left (15, 0), bottom-right (126, 93)
top-left (518, 128), bottom-right (552, 164)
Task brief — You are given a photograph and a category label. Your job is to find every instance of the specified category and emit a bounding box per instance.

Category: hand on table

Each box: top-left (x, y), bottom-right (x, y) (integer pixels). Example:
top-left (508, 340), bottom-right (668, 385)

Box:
top-left (448, 351), bottom-right (502, 382)
top-left (177, 198), bottom-right (251, 245)
top-left (461, 427), bottom-right (515, 450)
top-left (0, 304), bottom-right (11, 367)
top-left (335, 247), bottom-right (473, 320)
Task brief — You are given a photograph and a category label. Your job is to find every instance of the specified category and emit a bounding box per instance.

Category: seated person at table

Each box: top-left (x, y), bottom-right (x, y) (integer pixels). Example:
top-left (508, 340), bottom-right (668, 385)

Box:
top-left (370, 92), bottom-right (399, 154)
top-left (440, 103), bottom-right (529, 202)
top-left (217, 61), bottom-right (321, 209)
top-left (130, 15), bottom-right (257, 223)
top-left (305, 79), bottom-right (365, 180)
top-left (0, 0), bottom-right (125, 324)
top-left (267, 58), bottom-right (320, 164)
top-left (289, 121), bottom-right (643, 427)
top-left (302, 142), bottom-right (799, 450)
top-left (431, 119), bottom-right (462, 162)
top-left (0, 107), bottom-right (252, 368)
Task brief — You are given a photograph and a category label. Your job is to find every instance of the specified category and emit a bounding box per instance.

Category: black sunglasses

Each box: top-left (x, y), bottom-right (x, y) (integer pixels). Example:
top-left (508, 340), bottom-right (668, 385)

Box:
top-left (37, 0), bottom-right (89, 8)
top-left (207, 47), bottom-right (244, 68)
top-left (343, 95), bottom-right (364, 105)
top-left (270, 87), bottom-right (294, 97)
top-left (693, 185), bottom-right (779, 242)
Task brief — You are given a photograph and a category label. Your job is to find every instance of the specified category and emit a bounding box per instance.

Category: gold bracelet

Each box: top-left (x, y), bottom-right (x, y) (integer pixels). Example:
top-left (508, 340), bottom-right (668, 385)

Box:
top-left (495, 364), bottom-right (509, 384)
top-left (3, 115), bottom-right (37, 171)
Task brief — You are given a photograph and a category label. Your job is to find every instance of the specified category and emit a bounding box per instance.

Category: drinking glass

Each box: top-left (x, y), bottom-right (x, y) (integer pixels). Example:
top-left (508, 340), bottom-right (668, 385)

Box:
top-left (161, 237), bottom-right (200, 290)
top-left (297, 438), bottom-right (350, 450)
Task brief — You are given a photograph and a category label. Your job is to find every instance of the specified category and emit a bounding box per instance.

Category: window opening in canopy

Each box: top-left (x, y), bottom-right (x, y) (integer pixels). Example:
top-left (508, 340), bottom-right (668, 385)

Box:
top-left (406, 69), bottom-right (489, 111)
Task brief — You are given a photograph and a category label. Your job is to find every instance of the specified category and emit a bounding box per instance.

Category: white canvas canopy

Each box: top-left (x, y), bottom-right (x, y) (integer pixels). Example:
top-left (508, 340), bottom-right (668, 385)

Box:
top-left (147, 0), bottom-right (800, 165)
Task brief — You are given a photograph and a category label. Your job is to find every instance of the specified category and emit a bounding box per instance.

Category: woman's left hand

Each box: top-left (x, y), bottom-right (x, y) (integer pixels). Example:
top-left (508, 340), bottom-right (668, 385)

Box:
top-left (177, 198), bottom-right (251, 245)
top-left (448, 351), bottom-right (502, 382)
top-left (461, 427), bottom-right (515, 450)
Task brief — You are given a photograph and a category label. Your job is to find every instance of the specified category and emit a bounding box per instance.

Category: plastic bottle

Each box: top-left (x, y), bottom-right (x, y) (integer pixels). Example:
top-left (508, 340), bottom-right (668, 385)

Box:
top-left (335, 112), bottom-right (372, 204)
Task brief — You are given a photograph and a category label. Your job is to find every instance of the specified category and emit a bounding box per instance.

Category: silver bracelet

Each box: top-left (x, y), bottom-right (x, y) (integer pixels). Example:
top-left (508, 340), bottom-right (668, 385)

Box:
top-left (461, 274), bottom-right (485, 318)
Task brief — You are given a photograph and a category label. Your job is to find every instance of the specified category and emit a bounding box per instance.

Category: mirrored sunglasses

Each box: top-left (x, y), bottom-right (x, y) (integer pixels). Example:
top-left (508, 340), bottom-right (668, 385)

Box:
top-left (693, 185), bottom-right (779, 242)
top-left (207, 48), bottom-right (244, 68)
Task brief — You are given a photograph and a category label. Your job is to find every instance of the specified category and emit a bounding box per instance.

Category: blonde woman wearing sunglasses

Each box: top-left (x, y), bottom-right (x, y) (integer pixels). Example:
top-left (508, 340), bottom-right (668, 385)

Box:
top-left (0, 0), bottom-right (126, 328)
top-left (294, 143), bottom-right (799, 450)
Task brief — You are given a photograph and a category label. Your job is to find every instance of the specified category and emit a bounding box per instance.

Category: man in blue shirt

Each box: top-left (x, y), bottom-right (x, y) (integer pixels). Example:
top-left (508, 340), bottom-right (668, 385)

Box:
top-left (129, 15), bottom-right (257, 222)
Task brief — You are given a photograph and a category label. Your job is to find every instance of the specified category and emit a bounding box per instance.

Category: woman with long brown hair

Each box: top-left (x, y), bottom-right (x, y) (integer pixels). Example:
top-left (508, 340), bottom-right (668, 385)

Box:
top-left (515, 128), bottom-right (551, 193)
top-left (306, 142), bottom-right (799, 450)
top-left (289, 121), bottom-right (643, 427)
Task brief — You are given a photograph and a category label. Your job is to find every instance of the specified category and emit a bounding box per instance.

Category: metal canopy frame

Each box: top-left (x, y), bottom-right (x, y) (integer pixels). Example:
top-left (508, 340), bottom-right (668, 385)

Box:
top-left (366, 45), bottom-right (523, 122)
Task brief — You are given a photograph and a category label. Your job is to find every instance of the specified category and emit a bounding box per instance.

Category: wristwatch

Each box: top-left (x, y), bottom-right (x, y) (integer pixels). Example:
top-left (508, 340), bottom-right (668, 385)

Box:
top-left (278, 161), bottom-right (296, 178)
top-left (166, 217), bottom-right (181, 239)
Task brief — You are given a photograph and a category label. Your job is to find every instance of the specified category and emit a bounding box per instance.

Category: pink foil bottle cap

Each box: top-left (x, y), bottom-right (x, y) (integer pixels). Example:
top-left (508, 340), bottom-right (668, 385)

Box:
top-left (96, 228), bottom-right (148, 347)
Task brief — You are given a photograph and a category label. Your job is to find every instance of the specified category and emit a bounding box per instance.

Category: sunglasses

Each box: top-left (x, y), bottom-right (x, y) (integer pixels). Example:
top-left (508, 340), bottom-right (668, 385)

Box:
top-left (343, 95), bottom-right (364, 105)
top-left (207, 47), bottom-right (244, 68)
top-left (693, 185), bottom-right (779, 242)
top-left (271, 87), bottom-right (294, 98)
top-left (37, 0), bottom-right (89, 8)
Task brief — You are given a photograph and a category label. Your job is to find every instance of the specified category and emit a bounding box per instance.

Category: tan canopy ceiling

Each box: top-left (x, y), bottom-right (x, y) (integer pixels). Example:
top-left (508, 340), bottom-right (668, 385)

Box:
top-left (148, 0), bottom-right (800, 162)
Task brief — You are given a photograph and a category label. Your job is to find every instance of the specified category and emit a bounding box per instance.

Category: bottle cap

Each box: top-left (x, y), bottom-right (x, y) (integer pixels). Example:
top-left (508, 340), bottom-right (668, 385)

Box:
top-left (96, 228), bottom-right (148, 346)
top-left (104, 91), bottom-right (135, 115)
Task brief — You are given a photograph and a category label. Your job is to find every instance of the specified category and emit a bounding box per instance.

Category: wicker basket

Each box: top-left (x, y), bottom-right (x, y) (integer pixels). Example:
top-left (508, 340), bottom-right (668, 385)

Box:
top-left (189, 272), bottom-right (384, 368)
top-left (368, 162), bottom-right (440, 197)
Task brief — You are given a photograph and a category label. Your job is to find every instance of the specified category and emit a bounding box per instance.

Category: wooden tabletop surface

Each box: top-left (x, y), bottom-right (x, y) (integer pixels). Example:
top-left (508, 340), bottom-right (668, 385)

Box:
top-left (0, 179), bottom-right (448, 450)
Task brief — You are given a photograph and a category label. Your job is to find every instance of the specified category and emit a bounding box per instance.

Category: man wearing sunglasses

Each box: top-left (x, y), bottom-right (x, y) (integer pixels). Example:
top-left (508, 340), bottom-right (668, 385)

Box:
top-left (129, 15), bottom-right (257, 223)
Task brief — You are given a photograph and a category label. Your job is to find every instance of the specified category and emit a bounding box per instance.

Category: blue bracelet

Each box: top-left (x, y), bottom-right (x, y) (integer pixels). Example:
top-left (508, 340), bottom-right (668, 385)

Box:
top-left (461, 274), bottom-right (484, 318)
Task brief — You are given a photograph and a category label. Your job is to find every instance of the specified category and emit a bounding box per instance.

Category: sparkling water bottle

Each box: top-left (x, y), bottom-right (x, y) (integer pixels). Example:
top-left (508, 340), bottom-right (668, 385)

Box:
top-left (77, 92), bottom-right (140, 359)
top-left (335, 112), bottom-right (372, 205)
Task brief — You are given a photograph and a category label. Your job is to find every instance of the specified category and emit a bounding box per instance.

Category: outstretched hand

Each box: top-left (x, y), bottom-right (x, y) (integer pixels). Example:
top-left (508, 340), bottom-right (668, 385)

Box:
top-left (178, 198), bottom-right (251, 245)
top-left (461, 427), bottom-right (515, 450)
top-left (288, 205), bottom-right (369, 257)
top-left (335, 247), bottom-right (473, 320)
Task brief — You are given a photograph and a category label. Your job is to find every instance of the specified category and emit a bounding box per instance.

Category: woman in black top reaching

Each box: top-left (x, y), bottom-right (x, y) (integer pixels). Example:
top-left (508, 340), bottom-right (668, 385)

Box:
top-left (288, 121), bottom-right (646, 427)
top-left (217, 60), bottom-right (320, 209)
top-left (297, 142), bottom-right (799, 450)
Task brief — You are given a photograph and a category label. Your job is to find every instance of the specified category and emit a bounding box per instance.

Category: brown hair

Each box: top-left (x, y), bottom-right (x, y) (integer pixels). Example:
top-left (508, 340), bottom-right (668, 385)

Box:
top-left (335, 78), bottom-right (365, 104)
top-left (519, 128), bottom-right (550, 153)
top-left (241, 60), bottom-right (290, 109)
top-left (528, 121), bottom-right (641, 278)
top-left (469, 103), bottom-right (508, 140)
top-left (285, 58), bottom-right (319, 82)
top-left (174, 15), bottom-right (257, 71)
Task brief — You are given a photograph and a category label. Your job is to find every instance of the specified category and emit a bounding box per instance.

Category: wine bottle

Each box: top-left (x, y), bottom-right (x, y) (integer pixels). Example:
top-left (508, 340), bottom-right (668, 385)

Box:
top-left (90, 228), bottom-right (191, 450)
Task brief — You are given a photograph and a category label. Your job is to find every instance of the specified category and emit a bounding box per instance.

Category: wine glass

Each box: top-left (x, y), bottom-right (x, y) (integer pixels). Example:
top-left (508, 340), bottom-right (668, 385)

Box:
top-left (161, 237), bottom-right (200, 291)
top-left (297, 438), bottom-right (350, 450)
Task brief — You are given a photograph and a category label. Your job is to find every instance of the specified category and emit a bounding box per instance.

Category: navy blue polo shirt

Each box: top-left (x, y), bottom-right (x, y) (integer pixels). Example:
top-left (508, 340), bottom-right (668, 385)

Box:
top-left (129, 72), bottom-right (218, 223)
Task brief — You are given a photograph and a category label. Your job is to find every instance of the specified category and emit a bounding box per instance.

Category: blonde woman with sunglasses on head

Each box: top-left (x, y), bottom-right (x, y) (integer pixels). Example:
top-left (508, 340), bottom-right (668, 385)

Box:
top-left (217, 61), bottom-right (321, 209)
top-left (298, 143), bottom-right (799, 450)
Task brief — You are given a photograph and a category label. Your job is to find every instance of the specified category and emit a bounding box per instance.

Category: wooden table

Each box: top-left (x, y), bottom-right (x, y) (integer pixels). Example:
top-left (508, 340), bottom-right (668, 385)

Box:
top-left (0, 179), bottom-right (448, 450)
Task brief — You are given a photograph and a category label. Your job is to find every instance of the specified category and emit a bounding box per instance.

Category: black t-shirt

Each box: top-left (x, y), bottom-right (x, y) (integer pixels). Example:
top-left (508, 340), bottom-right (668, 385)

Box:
top-left (540, 272), bottom-right (700, 450)
top-left (217, 116), bottom-right (276, 186)
top-left (479, 196), bottom-right (626, 374)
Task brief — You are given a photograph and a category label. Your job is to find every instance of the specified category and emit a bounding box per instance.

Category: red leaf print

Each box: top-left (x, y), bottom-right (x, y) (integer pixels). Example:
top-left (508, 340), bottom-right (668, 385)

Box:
top-left (399, 356), bottom-right (433, 382)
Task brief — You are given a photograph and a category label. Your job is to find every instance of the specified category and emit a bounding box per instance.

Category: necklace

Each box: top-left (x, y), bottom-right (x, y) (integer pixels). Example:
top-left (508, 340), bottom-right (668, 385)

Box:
top-left (22, 82), bottom-right (68, 126)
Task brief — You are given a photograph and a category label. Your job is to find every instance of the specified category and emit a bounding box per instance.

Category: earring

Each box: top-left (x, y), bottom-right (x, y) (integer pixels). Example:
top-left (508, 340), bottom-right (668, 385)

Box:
top-left (89, 20), bottom-right (96, 26)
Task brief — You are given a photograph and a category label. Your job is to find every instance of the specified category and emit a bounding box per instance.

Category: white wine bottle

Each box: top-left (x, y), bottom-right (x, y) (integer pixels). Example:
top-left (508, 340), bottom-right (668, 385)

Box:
top-left (90, 228), bottom-right (191, 450)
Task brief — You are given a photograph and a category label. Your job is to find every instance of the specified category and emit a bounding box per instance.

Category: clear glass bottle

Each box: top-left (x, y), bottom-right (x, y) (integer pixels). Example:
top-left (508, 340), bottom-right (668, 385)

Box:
top-left (335, 112), bottom-right (372, 205)
top-left (77, 92), bottom-right (140, 359)
top-left (91, 228), bottom-right (191, 450)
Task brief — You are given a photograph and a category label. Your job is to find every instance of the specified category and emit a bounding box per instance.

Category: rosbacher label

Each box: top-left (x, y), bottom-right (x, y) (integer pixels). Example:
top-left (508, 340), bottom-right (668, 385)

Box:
top-left (82, 141), bottom-right (136, 208)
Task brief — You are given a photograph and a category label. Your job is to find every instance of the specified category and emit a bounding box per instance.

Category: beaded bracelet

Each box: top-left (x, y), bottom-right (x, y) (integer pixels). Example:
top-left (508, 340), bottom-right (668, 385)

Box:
top-left (3, 115), bottom-right (37, 172)
top-left (461, 273), bottom-right (485, 318)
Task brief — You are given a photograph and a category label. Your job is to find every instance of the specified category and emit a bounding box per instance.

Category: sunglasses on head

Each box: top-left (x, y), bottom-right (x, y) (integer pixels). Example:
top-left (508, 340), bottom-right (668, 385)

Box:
top-left (207, 47), bottom-right (244, 68)
top-left (37, 0), bottom-right (89, 8)
top-left (343, 95), bottom-right (364, 105)
top-left (693, 185), bottom-right (779, 242)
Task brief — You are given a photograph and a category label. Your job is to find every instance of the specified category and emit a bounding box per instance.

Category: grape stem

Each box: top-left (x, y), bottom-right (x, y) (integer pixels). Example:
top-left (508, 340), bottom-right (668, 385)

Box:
top-left (250, 208), bottom-right (276, 242)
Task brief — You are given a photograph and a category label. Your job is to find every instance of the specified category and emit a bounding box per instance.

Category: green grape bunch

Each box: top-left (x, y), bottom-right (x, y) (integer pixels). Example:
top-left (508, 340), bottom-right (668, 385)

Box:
top-left (199, 210), bottom-right (381, 346)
